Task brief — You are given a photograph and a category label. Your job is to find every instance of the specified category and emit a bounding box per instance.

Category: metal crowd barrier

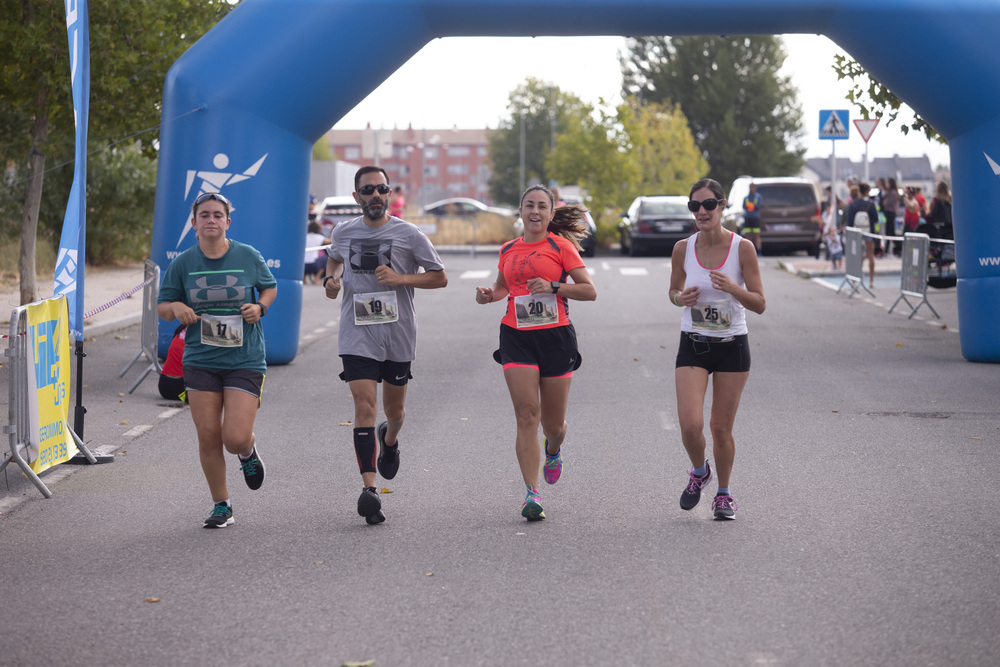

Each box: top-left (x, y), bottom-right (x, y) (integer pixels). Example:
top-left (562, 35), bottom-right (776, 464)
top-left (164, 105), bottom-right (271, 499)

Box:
top-left (837, 227), bottom-right (875, 299)
top-left (119, 260), bottom-right (161, 393)
top-left (889, 232), bottom-right (940, 319)
top-left (2, 298), bottom-right (97, 498)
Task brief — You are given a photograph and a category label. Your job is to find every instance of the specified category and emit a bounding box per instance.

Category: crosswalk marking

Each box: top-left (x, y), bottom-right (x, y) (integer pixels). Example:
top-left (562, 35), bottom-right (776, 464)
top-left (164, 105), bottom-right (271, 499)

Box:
top-left (459, 270), bottom-right (492, 280)
top-left (620, 267), bottom-right (649, 276)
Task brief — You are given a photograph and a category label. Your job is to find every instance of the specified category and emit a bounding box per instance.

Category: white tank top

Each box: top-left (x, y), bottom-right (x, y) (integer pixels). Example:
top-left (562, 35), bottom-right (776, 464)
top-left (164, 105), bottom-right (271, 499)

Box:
top-left (680, 231), bottom-right (748, 336)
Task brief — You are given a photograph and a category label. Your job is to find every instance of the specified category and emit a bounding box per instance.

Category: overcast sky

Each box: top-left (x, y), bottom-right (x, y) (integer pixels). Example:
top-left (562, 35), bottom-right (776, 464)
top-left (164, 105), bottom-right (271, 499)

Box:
top-left (333, 34), bottom-right (951, 169)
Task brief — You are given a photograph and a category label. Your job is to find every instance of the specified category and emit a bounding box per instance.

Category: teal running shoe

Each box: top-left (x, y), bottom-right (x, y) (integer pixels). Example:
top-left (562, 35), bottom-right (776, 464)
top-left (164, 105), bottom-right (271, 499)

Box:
top-left (521, 484), bottom-right (545, 521)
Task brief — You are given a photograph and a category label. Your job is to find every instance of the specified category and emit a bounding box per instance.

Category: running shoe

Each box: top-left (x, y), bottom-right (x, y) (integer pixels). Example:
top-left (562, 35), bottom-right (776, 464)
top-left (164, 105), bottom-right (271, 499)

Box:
top-left (358, 486), bottom-right (385, 525)
top-left (239, 447), bottom-right (265, 491)
top-left (542, 437), bottom-right (562, 485)
top-left (376, 421), bottom-right (400, 480)
top-left (203, 502), bottom-right (234, 529)
top-left (712, 493), bottom-right (737, 520)
top-left (521, 485), bottom-right (545, 521)
top-left (679, 460), bottom-right (712, 510)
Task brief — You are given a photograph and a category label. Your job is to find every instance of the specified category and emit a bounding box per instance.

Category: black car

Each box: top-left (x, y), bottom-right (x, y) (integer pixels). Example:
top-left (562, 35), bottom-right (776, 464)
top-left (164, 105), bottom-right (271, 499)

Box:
top-left (619, 195), bottom-right (695, 256)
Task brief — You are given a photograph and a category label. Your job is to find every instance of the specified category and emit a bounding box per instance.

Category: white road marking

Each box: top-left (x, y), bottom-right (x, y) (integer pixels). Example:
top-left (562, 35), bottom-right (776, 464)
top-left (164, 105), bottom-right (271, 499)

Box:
top-left (123, 425), bottom-right (154, 438)
top-left (620, 267), bottom-right (649, 276)
top-left (658, 411), bottom-right (677, 431)
top-left (157, 408), bottom-right (184, 420)
top-left (460, 270), bottom-right (492, 280)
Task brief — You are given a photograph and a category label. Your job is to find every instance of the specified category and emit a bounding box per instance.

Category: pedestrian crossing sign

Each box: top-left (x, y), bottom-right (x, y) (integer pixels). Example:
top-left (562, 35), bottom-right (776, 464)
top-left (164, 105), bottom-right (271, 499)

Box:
top-left (819, 110), bottom-right (850, 140)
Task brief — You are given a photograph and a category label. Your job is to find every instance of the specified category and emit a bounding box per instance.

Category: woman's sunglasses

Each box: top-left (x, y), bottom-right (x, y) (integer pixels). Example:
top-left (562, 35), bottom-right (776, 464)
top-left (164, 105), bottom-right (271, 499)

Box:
top-left (194, 192), bottom-right (230, 206)
top-left (687, 198), bottom-right (724, 213)
top-left (358, 184), bottom-right (392, 196)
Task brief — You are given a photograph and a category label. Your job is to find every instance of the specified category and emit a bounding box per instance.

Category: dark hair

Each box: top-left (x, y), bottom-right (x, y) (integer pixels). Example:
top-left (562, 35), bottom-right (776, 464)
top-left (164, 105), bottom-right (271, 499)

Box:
top-left (888, 177), bottom-right (898, 191)
top-left (859, 182), bottom-right (871, 196)
top-left (191, 192), bottom-right (231, 219)
top-left (520, 185), bottom-right (589, 251)
top-left (308, 220), bottom-right (321, 234)
top-left (354, 165), bottom-right (389, 191)
top-left (689, 178), bottom-right (724, 200)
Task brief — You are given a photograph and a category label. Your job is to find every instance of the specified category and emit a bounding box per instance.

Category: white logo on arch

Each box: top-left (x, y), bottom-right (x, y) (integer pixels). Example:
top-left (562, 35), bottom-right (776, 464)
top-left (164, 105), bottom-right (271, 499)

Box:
top-left (175, 152), bottom-right (268, 248)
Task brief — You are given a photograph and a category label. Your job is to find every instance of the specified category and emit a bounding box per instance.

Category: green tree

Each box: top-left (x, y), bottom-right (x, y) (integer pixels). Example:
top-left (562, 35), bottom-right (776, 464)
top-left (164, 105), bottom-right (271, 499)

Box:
top-left (84, 142), bottom-right (158, 265)
top-left (487, 78), bottom-right (587, 207)
top-left (621, 36), bottom-right (805, 191)
top-left (0, 0), bottom-right (235, 303)
top-left (832, 54), bottom-right (944, 143)
top-left (547, 99), bottom-right (708, 240)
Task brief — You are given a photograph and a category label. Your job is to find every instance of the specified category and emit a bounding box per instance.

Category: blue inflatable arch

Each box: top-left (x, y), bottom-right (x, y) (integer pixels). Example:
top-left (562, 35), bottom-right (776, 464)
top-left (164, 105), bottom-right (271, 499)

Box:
top-left (151, 0), bottom-right (1000, 363)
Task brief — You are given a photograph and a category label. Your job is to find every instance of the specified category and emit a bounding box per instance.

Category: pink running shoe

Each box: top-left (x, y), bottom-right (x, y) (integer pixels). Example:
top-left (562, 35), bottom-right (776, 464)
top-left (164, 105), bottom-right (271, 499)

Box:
top-left (543, 437), bottom-right (562, 485)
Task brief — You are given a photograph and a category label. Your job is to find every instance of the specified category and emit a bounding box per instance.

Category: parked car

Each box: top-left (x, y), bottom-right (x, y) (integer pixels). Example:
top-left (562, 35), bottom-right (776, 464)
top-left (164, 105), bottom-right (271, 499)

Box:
top-left (421, 197), bottom-right (515, 218)
top-left (319, 195), bottom-right (363, 235)
top-left (618, 195), bottom-right (695, 256)
top-left (513, 207), bottom-right (597, 257)
top-left (723, 176), bottom-right (823, 256)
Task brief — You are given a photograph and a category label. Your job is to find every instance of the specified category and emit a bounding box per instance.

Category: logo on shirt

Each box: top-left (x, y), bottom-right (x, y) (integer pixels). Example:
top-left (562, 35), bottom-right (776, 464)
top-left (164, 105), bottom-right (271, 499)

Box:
top-left (189, 274), bottom-right (246, 304)
top-left (349, 241), bottom-right (392, 273)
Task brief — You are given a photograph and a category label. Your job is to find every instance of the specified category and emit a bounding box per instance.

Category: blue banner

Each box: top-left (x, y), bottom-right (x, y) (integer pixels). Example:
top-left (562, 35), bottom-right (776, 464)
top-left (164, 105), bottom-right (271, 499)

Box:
top-left (54, 0), bottom-right (90, 341)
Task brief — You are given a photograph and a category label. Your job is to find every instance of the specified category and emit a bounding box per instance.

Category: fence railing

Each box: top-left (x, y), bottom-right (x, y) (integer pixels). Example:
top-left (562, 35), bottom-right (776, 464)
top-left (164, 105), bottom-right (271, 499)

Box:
top-left (118, 260), bottom-right (161, 393)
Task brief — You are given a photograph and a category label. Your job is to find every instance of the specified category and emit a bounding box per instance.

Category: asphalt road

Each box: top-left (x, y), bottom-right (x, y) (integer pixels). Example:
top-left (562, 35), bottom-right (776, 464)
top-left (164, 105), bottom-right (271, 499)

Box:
top-left (1, 252), bottom-right (997, 666)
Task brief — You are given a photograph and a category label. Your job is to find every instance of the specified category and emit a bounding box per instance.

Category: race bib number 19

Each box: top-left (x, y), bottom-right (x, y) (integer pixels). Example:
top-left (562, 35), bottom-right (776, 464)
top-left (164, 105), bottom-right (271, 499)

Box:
top-left (354, 291), bottom-right (399, 325)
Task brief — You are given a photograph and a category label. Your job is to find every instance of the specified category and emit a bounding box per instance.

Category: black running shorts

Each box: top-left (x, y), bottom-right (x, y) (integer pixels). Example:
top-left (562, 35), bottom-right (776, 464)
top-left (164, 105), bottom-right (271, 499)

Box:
top-left (494, 323), bottom-right (582, 378)
top-left (184, 365), bottom-right (265, 398)
top-left (339, 355), bottom-right (412, 386)
top-left (675, 332), bottom-right (751, 374)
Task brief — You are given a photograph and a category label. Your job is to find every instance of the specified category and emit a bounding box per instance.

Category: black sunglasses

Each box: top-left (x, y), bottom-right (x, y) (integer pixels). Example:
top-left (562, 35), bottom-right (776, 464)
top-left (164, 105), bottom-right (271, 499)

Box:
top-left (195, 192), bottom-right (230, 206)
top-left (358, 184), bottom-right (391, 196)
top-left (687, 198), bottom-right (724, 212)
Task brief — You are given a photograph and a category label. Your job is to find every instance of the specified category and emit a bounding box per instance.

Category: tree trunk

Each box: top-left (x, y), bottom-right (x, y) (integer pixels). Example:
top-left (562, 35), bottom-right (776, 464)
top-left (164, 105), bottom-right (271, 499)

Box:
top-left (20, 88), bottom-right (48, 306)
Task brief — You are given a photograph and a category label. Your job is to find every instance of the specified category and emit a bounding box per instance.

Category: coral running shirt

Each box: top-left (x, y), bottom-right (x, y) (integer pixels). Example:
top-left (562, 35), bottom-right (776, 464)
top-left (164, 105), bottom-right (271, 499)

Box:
top-left (498, 233), bottom-right (585, 330)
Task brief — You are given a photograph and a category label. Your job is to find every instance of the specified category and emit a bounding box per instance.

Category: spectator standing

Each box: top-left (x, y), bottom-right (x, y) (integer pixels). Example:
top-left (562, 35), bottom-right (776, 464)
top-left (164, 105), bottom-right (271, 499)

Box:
top-left (475, 185), bottom-right (596, 521)
top-left (324, 166), bottom-right (448, 525)
top-left (742, 182), bottom-right (763, 256)
top-left (389, 185), bottom-right (406, 219)
top-left (880, 178), bottom-right (900, 256)
top-left (304, 220), bottom-right (329, 284)
top-left (846, 182), bottom-right (879, 288)
top-left (903, 187), bottom-right (922, 232)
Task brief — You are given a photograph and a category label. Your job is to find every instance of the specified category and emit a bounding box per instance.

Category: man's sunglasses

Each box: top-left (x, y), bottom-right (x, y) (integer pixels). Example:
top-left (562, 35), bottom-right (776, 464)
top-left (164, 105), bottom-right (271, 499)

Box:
top-left (195, 192), bottom-right (230, 206)
top-left (687, 198), bottom-right (724, 213)
top-left (358, 184), bottom-right (391, 196)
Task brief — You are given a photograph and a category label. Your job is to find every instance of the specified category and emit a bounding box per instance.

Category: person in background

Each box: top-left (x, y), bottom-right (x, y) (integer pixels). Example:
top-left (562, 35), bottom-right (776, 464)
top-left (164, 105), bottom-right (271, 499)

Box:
top-left (389, 185), bottom-right (406, 219)
top-left (880, 178), bottom-right (900, 256)
top-left (158, 324), bottom-right (188, 403)
top-left (846, 182), bottom-right (879, 289)
top-left (742, 182), bottom-right (763, 256)
top-left (924, 181), bottom-right (953, 232)
top-left (669, 178), bottom-right (765, 520)
top-left (903, 186), bottom-right (922, 232)
top-left (476, 185), bottom-right (596, 522)
top-left (325, 166), bottom-right (447, 525)
top-left (304, 220), bottom-right (329, 284)
top-left (157, 192), bottom-right (277, 529)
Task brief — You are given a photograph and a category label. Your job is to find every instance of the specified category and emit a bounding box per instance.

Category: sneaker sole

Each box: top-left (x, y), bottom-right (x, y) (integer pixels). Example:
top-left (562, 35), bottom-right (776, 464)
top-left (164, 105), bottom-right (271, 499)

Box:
top-left (521, 502), bottom-right (545, 521)
top-left (713, 513), bottom-right (736, 520)
top-left (203, 517), bottom-right (235, 529)
top-left (358, 490), bottom-right (383, 522)
top-left (366, 510), bottom-right (386, 525)
top-left (376, 421), bottom-right (400, 480)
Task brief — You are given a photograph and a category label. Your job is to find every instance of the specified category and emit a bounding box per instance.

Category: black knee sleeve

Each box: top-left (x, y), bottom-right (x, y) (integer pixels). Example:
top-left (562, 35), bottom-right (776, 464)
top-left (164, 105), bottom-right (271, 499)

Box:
top-left (354, 427), bottom-right (376, 474)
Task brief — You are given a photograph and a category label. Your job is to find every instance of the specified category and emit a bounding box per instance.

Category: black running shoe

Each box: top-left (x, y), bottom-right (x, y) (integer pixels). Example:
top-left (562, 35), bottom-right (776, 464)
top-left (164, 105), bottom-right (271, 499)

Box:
top-left (712, 493), bottom-right (737, 520)
top-left (358, 486), bottom-right (385, 524)
top-left (679, 461), bottom-right (712, 510)
top-left (376, 421), bottom-right (400, 480)
top-left (203, 502), bottom-right (234, 529)
top-left (239, 447), bottom-right (265, 491)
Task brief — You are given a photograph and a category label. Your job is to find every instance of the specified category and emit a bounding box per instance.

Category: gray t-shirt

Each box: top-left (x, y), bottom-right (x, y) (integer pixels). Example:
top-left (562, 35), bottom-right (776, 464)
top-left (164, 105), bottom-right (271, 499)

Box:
top-left (327, 216), bottom-right (444, 362)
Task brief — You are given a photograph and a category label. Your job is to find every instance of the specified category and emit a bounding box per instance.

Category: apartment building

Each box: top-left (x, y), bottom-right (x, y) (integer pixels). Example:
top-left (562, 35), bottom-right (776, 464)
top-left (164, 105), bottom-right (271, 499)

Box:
top-left (323, 124), bottom-right (494, 210)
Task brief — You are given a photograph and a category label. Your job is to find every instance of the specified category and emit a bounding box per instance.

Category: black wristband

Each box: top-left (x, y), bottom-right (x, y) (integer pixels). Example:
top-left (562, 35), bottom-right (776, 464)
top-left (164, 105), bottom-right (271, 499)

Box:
top-left (323, 275), bottom-right (335, 286)
top-left (258, 302), bottom-right (268, 317)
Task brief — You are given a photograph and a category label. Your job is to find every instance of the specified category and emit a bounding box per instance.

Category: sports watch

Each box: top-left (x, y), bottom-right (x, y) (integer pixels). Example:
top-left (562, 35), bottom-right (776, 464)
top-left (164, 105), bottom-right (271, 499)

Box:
top-left (550, 281), bottom-right (560, 294)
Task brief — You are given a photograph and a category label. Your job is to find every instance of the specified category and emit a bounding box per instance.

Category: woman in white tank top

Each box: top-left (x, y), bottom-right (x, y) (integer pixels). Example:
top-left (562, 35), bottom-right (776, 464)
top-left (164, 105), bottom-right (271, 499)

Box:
top-left (667, 178), bottom-right (766, 520)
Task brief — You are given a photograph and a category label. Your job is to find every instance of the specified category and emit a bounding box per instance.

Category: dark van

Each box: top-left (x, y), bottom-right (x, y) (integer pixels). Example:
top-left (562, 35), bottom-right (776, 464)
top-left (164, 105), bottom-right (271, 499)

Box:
top-left (724, 176), bottom-right (823, 256)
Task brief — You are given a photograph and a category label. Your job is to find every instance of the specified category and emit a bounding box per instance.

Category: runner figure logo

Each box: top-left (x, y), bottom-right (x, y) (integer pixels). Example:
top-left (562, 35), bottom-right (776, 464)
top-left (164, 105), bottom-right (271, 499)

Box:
top-left (175, 152), bottom-right (268, 248)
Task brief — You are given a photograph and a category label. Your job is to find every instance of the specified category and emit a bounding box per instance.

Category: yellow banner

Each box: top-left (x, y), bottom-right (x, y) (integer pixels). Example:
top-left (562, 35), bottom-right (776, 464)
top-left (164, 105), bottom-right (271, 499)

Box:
top-left (25, 296), bottom-right (77, 473)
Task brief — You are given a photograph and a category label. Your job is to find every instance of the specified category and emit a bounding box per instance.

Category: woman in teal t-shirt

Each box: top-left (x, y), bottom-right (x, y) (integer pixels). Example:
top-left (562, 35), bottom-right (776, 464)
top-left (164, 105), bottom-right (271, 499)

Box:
top-left (157, 192), bottom-right (277, 529)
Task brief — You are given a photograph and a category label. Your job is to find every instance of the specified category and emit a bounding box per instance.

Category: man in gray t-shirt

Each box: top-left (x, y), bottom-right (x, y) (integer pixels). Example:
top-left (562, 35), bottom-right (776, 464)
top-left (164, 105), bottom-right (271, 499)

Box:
top-left (324, 166), bottom-right (448, 524)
